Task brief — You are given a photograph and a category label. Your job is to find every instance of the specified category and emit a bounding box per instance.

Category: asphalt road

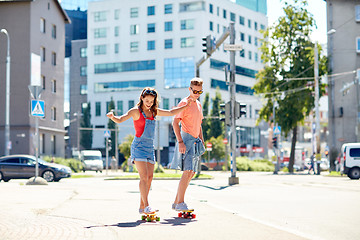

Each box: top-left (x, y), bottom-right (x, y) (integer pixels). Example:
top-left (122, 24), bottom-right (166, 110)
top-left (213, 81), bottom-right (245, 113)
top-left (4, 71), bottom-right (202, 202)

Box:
top-left (0, 171), bottom-right (358, 240)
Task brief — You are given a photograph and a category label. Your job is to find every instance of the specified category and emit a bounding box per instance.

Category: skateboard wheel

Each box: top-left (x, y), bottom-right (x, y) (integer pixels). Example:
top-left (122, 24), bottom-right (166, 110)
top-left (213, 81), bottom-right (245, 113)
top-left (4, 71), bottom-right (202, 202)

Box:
top-left (178, 212), bottom-right (182, 218)
top-left (147, 217), bottom-right (152, 222)
top-left (141, 215), bottom-right (146, 220)
top-left (184, 213), bottom-right (189, 218)
top-left (192, 214), bottom-right (196, 219)
top-left (156, 217), bottom-right (160, 221)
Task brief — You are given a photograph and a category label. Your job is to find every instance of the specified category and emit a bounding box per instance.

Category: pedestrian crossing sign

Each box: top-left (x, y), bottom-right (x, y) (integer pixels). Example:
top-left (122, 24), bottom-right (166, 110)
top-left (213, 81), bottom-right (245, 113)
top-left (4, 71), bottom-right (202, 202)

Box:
top-left (31, 100), bottom-right (45, 117)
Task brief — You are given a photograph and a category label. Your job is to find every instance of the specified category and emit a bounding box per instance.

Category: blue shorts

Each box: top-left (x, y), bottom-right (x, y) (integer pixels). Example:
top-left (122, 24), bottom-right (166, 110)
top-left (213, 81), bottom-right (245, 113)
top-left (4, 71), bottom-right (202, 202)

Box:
top-left (131, 158), bottom-right (155, 165)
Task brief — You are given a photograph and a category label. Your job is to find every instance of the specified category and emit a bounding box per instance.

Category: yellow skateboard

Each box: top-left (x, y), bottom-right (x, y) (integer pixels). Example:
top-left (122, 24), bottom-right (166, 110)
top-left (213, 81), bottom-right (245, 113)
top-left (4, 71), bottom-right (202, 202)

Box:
top-left (141, 212), bottom-right (160, 222)
top-left (177, 209), bottom-right (196, 219)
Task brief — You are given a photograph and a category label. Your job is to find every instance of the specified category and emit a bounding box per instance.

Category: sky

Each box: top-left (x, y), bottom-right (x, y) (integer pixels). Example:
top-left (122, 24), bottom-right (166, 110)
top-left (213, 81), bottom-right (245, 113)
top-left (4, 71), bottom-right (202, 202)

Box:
top-left (266, 0), bottom-right (328, 45)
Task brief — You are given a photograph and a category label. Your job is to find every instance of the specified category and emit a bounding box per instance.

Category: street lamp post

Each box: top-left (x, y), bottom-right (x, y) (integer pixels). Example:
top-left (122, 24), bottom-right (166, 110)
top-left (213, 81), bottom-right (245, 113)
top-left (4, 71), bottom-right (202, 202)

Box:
top-left (314, 43), bottom-right (321, 175)
top-left (1, 29), bottom-right (10, 156)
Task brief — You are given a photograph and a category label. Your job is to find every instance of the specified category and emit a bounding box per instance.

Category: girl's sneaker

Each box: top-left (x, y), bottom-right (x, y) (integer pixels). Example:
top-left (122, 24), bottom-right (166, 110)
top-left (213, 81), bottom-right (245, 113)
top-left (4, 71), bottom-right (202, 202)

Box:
top-left (144, 206), bottom-right (157, 214)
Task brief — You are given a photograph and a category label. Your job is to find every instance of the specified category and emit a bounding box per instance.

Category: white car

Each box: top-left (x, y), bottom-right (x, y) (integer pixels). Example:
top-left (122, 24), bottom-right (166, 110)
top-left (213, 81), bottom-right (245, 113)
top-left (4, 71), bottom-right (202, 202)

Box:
top-left (341, 143), bottom-right (360, 180)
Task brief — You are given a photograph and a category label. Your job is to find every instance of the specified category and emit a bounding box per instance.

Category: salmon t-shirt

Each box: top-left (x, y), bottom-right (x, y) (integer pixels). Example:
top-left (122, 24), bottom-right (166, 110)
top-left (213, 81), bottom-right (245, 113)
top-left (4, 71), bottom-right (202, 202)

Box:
top-left (174, 98), bottom-right (203, 138)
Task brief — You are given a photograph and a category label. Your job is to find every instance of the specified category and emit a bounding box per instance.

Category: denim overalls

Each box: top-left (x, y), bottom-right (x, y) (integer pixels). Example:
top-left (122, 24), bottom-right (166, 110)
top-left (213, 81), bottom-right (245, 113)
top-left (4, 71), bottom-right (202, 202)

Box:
top-left (130, 109), bottom-right (156, 164)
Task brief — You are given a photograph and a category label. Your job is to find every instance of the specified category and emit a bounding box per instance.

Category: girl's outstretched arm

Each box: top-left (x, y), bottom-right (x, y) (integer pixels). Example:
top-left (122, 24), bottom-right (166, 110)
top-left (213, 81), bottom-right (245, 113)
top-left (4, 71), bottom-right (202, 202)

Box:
top-left (106, 108), bottom-right (139, 123)
top-left (157, 97), bottom-right (192, 117)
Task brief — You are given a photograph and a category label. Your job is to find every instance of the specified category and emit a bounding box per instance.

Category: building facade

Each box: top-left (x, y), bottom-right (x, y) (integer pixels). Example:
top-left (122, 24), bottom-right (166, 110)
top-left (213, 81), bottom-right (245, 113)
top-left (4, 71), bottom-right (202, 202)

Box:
top-left (0, 0), bottom-right (69, 157)
top-left (86, 0), bottom-right (268, 164)
top-left (326, 0), bottom-right (360, 164)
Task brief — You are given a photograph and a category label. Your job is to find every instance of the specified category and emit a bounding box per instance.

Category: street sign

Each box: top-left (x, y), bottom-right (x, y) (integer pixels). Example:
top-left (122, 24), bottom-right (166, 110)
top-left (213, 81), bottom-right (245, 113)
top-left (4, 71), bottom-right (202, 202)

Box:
top-left (223, 44), bottom-right (243, 51)
top-left (223, 138), bottom-right (228, 144)
top-left (28, 85), bottom-right (43, 99)
top-left (104, 130), bottom-right (111, 138)
top-left (206, 142), bottom-right (212, 151)
top-left (31, 100), bottom-right (45, 117)
top-left (273, 126), bottom-right (281, 135)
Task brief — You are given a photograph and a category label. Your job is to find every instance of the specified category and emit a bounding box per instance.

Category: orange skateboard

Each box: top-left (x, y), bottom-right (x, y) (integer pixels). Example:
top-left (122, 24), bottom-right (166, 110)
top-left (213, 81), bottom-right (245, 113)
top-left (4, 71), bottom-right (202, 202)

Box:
top-left (177, 209), bottom-right (196, 219)
top-left (141, 212), bottom-right (160, 222)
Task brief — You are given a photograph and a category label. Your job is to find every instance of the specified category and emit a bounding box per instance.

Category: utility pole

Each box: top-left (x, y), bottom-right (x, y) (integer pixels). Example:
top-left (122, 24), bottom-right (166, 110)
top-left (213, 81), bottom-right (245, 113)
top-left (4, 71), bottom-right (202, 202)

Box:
top-left (1, 29), bottom-right (10, 156)
top-left (273, 100), bottom-right (279, 174)
top-left (228, 22), bottom-right (238, 185)
top-left (314, 43), bottom-right (321, 175)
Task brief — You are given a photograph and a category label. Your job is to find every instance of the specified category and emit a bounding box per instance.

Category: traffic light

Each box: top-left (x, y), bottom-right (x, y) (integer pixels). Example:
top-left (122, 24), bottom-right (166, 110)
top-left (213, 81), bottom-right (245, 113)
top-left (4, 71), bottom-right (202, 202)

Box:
top-left (219, 101), bottom-right (231, 126)
top-left (272, 137), bottom-right (278, 148)
top-left (107, 138), bottom-right (112, 151)
top-left (202, 35), bottom-right (212, 56)
top-left (235, 102), bottom-right (247, 119)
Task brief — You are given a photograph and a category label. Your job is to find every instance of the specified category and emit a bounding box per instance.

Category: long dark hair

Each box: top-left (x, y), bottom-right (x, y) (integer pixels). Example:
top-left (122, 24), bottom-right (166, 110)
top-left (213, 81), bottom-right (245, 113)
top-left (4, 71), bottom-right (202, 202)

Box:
top-left (137, 87), bottom-right (159, 117)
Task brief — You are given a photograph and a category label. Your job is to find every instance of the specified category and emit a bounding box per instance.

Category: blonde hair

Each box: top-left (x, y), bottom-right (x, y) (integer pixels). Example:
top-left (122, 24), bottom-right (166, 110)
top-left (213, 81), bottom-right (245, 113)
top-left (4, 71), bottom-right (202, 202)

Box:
top-left (190, 77), bottom-right (203, 87)
top-left (137, 87), bottom-right (159, 117)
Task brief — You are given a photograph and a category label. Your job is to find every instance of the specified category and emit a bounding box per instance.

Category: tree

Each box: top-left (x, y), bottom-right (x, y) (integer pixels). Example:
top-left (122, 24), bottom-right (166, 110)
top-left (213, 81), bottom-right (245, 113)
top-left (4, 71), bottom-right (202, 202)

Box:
top-left (202, 93), bottom-right (211, 141)
top-left (205, 136), bottom-right (225, 162)
top-left (208, 90), bottom-right (224, 138)
top-left (119, 134), bottom-right (134, 160)
top-left (253, 0), bottom-right (327, 173)
top-left (107, 97), bottom-right (117, 157)
top-left (80, 102), bottom-right (92, 150)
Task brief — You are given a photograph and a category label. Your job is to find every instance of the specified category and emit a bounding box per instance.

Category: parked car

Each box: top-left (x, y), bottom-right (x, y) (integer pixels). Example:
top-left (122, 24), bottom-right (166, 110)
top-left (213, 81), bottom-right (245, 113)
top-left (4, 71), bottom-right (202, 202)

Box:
top-left (0, 155), bottom-right (71, 182)
top-left (320, 158), bottom-right (329, 171)
top-left (341, 143), bottom-right (360, 180)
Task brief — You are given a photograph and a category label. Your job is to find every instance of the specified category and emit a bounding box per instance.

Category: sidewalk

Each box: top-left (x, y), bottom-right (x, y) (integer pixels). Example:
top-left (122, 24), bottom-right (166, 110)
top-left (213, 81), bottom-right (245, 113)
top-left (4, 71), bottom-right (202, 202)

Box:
top-left (0, 174), bottom-right (308, 240)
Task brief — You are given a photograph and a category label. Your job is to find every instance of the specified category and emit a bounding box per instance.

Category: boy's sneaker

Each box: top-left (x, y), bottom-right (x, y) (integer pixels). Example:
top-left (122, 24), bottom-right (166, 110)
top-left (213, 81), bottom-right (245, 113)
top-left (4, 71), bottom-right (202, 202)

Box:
top-left (175, 202), bottom-right (192, 211)
top-left (172, 203), bottom-right (176, 210)
top-left (139, 208), bottom-right (144, 214)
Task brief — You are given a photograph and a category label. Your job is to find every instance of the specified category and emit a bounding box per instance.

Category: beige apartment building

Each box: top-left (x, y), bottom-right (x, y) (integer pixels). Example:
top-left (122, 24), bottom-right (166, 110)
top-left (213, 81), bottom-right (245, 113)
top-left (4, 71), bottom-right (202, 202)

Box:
top-left (0, 0), bottom-right (70, 157)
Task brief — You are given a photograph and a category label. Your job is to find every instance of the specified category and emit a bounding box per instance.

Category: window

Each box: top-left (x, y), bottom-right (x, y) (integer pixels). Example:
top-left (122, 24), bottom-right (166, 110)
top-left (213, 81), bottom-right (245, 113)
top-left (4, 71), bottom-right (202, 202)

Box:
top-left (164, 39), bottom-right (173, 49)
top-left (95, 102), bottom-right (101, 116)
top-left (357, 37), bottom-right (360, 53)
top-left (114, 9), bottom-right (120, 20)
top-left (80, 66), bottom-right (87, 76)
top-left (80, 84), bottom-right (87, 95)
top-left (51, 24), bottom-right (56, 38)
top-left (239, 16), bottom-right (245, 25)
top-left (94, 11), bottom-right (106, 22)
top-left (164, 57), bottom-right (195, 88)
top-left (94, 45), bottom-right (106, 55)
top-left (217, 24), bottom-right (220, 33)
top-left (40, 18), bottom-right (46, 33)
top-left (179, 2), bottom-right (205, 12)
top-left (164, 21), bottom-right (173, 31)
top-left (117, 101), bottom-right (123, 115)
top-left (240, 32), bottom-right (245, 42)
top-left (240, 49), bottom-right (245, 57)
top-left (148, 6), bottom-right (155, 16)
top-left (180, 19), bottom-right (194, 30)
top-left (128, 100), bottom-right (135, 109)
top-left (210, 59), bottom-right (257, 78)
top-left (51, 52), bottom-right (56, 66)
top-left (350, 148), bottom-right (360, 157)
top-left (356, 5), bottom-right (360, 22)
top-left (248, 19), bottom-right (252, 28)
top-left (255, 37), bottom-right (258, 46)
top-left (130, 42), bottom-right (139, 52)
top-left (114, 26), bottom-right (119, 37)
top-left (51, 107), bottom-right (56, 121)
top-left (249, 51), bottom-right (252, 60)
top-left (130, 24), bottom-right (139, 35)
top-left (217, 6), bottom-right (219, 16)
top-left (147, 23), bottom-right (155, 33)
top-left (163, 98), bottom-right (169, 110)
top-left (230, 12), bottom-right (235, 22)
top-left (175, 98), bottom-right (181, 105)
top-left (248, 35), bottom-right (252, 44)
top-left (80, 47), bottom-right (87, 58)
top-left (41, 47), bottom-right (45, 62)
top-left (114, 43), bottom-right (119, 54)
top-left (180, 37), bottom-right (195, 48)
top-left (94, 28), bottom-right (107, 38)
top-left (209, 21), bottom-right (213, 31)
top-left (254, 21), bottom-right (258, 30)
top-left (95, 80), bottom-right (155, 92)
top-left (147, 40), bottom-right (155, 50)
top-left (94, 60), bottom-right (155, 74)
top-left (164, 4), bottom-right (172, 14)
top-left (223, 9), bottom-right (226, 19)
top-left (42, 75), bottom-right (45, 89)
top-left (81, 103), bottom-right (88, 113)
top-left (260, 24), bottom-right (265, 30)
top-left (51, 79), bottom-right (56, 93)
top-left (130, 8), bottom-right (138, 18)
top-left (51, 135), bottom-right (56, 155)
top-left (40, 134), bottom-right (45, 154)
top-left (255, 52), bottom-right (258, 62)
top-left (209, 4), bottom-right (213, 14)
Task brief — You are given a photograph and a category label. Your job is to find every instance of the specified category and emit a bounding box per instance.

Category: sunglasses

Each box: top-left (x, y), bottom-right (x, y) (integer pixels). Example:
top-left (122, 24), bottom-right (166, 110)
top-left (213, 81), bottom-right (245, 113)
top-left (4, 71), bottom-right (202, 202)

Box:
top-left (142, 89), bottom-right (157, 96)
top-left (190, 87), bottom-right (203, 95)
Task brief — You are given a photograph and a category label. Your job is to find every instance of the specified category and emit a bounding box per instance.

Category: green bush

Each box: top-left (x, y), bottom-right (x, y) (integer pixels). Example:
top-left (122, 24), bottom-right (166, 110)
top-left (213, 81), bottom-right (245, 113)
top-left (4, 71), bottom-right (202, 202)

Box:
top-left (235, 157), bottom-right (274, 172)
top-left (120, 160), bottom-right (138, 173)
top-left (42, 156), bottom-right (83, 173)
